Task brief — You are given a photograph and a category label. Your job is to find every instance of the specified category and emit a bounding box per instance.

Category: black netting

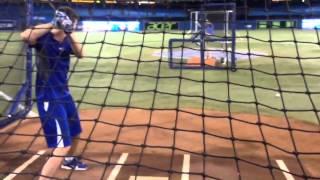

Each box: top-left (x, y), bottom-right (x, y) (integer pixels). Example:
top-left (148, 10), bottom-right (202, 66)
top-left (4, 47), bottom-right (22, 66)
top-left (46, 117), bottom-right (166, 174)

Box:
top-left (0, 0), bottom-right (320, 180)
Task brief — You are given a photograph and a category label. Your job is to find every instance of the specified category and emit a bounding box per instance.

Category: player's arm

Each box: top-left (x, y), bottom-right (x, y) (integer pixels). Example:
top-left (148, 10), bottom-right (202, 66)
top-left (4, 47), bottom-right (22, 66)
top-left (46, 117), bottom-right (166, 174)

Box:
top-left (69, 33), bottom-right (83, 58)
top-left (20, 23), bottom-right (53, 45)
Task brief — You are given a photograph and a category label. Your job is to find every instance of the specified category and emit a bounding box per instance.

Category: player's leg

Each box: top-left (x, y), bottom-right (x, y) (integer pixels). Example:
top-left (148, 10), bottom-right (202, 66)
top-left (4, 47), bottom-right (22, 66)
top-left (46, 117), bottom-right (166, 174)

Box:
top-left (65, 94), bottom-right (82, 156)
top-left (37, 98), bottom-right (74, 178)
top-left (39, 146), bottom-right (71, 180)
top-left (68, 135), bottom-right (81, 157)
top-left (60, 94), bottom-right (88, 170)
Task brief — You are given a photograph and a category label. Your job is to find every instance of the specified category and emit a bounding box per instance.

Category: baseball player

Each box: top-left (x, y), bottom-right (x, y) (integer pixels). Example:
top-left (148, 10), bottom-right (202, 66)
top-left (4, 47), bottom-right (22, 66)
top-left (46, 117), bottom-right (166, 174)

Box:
top-left (20, 6), bottom-right (87, 180)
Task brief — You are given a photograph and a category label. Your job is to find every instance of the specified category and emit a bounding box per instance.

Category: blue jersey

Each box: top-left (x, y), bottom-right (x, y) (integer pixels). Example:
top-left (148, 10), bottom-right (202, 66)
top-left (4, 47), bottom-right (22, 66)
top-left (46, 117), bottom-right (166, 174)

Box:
top-left (33, 32), bottom-right (81, 148)
top-left (34, 32), bottom-right (73, 100)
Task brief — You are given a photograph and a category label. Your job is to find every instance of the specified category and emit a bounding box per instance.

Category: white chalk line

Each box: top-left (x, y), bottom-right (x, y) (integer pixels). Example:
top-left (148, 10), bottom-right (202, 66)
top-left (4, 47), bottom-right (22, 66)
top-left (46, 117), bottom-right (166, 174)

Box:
top-left (107, 153), bottom-right (129, 180)
top-left (181, 154), bottom-right (190, 180)
top-left (276, 160), bottom-right (295, 180)
top-left (3, 150), bottom-right (46, 180)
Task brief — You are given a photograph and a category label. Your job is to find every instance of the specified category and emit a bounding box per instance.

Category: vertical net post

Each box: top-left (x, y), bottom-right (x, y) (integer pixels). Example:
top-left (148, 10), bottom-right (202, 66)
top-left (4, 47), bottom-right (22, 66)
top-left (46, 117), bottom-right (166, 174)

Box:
top-left (191, 11), bottom-right (199, 32)
top-left (230, 3), bottom-right (237, 70)
top-left (25, 0), bottom-right (33, 112)
top-left (199, 7), bottom-right (206, 67)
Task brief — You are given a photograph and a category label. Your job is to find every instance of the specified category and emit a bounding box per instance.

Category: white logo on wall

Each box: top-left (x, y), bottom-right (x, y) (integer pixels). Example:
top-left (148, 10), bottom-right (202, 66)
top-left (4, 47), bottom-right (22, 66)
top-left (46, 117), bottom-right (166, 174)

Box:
top-left (302, 19), bottom-right (320, 29)
top-left (33, 16), bottom-right (46, 20)
top-left (82, 21), bottom-right (140, 32)
top-left (0, 20), bottom-right (15, 29)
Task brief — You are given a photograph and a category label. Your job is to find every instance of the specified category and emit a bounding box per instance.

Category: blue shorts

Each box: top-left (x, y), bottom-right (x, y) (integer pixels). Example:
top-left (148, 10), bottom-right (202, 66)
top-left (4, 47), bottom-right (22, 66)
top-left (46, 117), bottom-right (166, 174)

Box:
top-left (37, 94), bottom-right (82, 148)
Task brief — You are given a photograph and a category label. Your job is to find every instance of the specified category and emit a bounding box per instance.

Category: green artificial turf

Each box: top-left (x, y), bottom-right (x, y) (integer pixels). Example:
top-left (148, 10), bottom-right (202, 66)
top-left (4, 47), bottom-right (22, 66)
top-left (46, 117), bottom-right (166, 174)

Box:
top-left (1, 29), bottom-right (320, 124)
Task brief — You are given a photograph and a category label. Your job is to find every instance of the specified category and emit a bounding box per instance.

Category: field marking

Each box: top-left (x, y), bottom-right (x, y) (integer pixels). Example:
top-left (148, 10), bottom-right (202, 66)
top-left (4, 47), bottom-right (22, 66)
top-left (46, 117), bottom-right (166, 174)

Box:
top-left (128, 154), bottom-right (190, 180)
top-left (181, 154), bottom-right (190, 180)
top-left (107, 153), bottom-right (129, 180)
top-left (276, 160), bottom-right (295, 180)
top-left (129, 177), bottom-right (168, 180)
top-left (0, 91), bottom-right (38, 118)
top-left (3, 150), bottom-right (46, 180)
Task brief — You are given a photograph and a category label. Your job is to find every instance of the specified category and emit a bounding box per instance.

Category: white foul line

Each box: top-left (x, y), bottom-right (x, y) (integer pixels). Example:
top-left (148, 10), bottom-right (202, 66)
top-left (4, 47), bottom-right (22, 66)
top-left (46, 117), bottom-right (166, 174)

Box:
top-left (181, 154), bottom-right (190, 180)
top-left (276, 160), bottom-right (295, 180)
top-left (0, 91), bottom-right (38, 118)
top-left (107, 153), bottom-right (129, 180)
top-left (3, 150), bottom-right (46, 180)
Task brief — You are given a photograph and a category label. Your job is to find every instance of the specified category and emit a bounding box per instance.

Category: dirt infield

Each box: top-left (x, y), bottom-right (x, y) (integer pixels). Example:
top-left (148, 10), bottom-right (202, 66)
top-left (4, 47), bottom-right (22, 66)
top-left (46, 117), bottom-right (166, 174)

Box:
top-left (0, 108), bottom-right (319, 180)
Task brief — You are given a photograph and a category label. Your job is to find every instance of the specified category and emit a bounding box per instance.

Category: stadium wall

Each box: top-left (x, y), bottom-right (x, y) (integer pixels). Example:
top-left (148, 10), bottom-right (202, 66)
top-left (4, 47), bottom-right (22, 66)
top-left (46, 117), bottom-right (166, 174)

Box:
top-left (0, 4), bottom-right (318, 31)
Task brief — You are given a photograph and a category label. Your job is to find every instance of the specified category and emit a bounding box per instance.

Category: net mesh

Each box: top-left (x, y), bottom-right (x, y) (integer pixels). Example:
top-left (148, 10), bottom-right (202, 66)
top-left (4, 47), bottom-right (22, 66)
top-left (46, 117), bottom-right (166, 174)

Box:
top-left (0, 1), bottom-right (27, 124)
top-left (1, 0), bottom-right (320, 179)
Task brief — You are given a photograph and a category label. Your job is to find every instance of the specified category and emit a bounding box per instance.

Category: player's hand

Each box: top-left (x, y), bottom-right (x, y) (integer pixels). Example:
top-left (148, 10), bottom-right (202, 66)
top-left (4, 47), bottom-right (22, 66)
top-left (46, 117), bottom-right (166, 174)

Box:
top-left (52, 10), bottom-right (73, 34)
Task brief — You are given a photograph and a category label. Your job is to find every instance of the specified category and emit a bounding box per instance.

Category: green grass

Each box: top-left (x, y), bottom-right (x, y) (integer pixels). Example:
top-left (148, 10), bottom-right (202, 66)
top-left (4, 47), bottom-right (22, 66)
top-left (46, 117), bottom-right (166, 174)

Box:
top-left (0, 32), bottom-right (25, 116)
top-left (1, 29), bottom-right (320, 124)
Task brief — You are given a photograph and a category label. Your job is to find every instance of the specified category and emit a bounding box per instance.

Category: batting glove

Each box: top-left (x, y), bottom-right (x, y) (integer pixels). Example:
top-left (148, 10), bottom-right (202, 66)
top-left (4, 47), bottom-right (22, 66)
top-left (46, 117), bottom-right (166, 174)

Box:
top-left (52, 10), bottom-right (73, 33)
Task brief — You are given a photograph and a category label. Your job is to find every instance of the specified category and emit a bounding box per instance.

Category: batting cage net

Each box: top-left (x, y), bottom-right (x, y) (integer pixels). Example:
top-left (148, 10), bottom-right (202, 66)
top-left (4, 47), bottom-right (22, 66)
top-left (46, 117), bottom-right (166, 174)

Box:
top-left (1, 0), bottom-right (320, 179)
top-left (0, 1), bottom-right (31, 126)
top-left (170, 3), bottom-right (236, 69)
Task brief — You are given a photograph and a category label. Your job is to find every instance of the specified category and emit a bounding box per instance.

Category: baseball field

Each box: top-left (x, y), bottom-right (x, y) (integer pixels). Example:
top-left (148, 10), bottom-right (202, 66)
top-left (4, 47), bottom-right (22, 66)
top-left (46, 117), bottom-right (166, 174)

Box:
top-left (0, 29), bottom-right (320, 179)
